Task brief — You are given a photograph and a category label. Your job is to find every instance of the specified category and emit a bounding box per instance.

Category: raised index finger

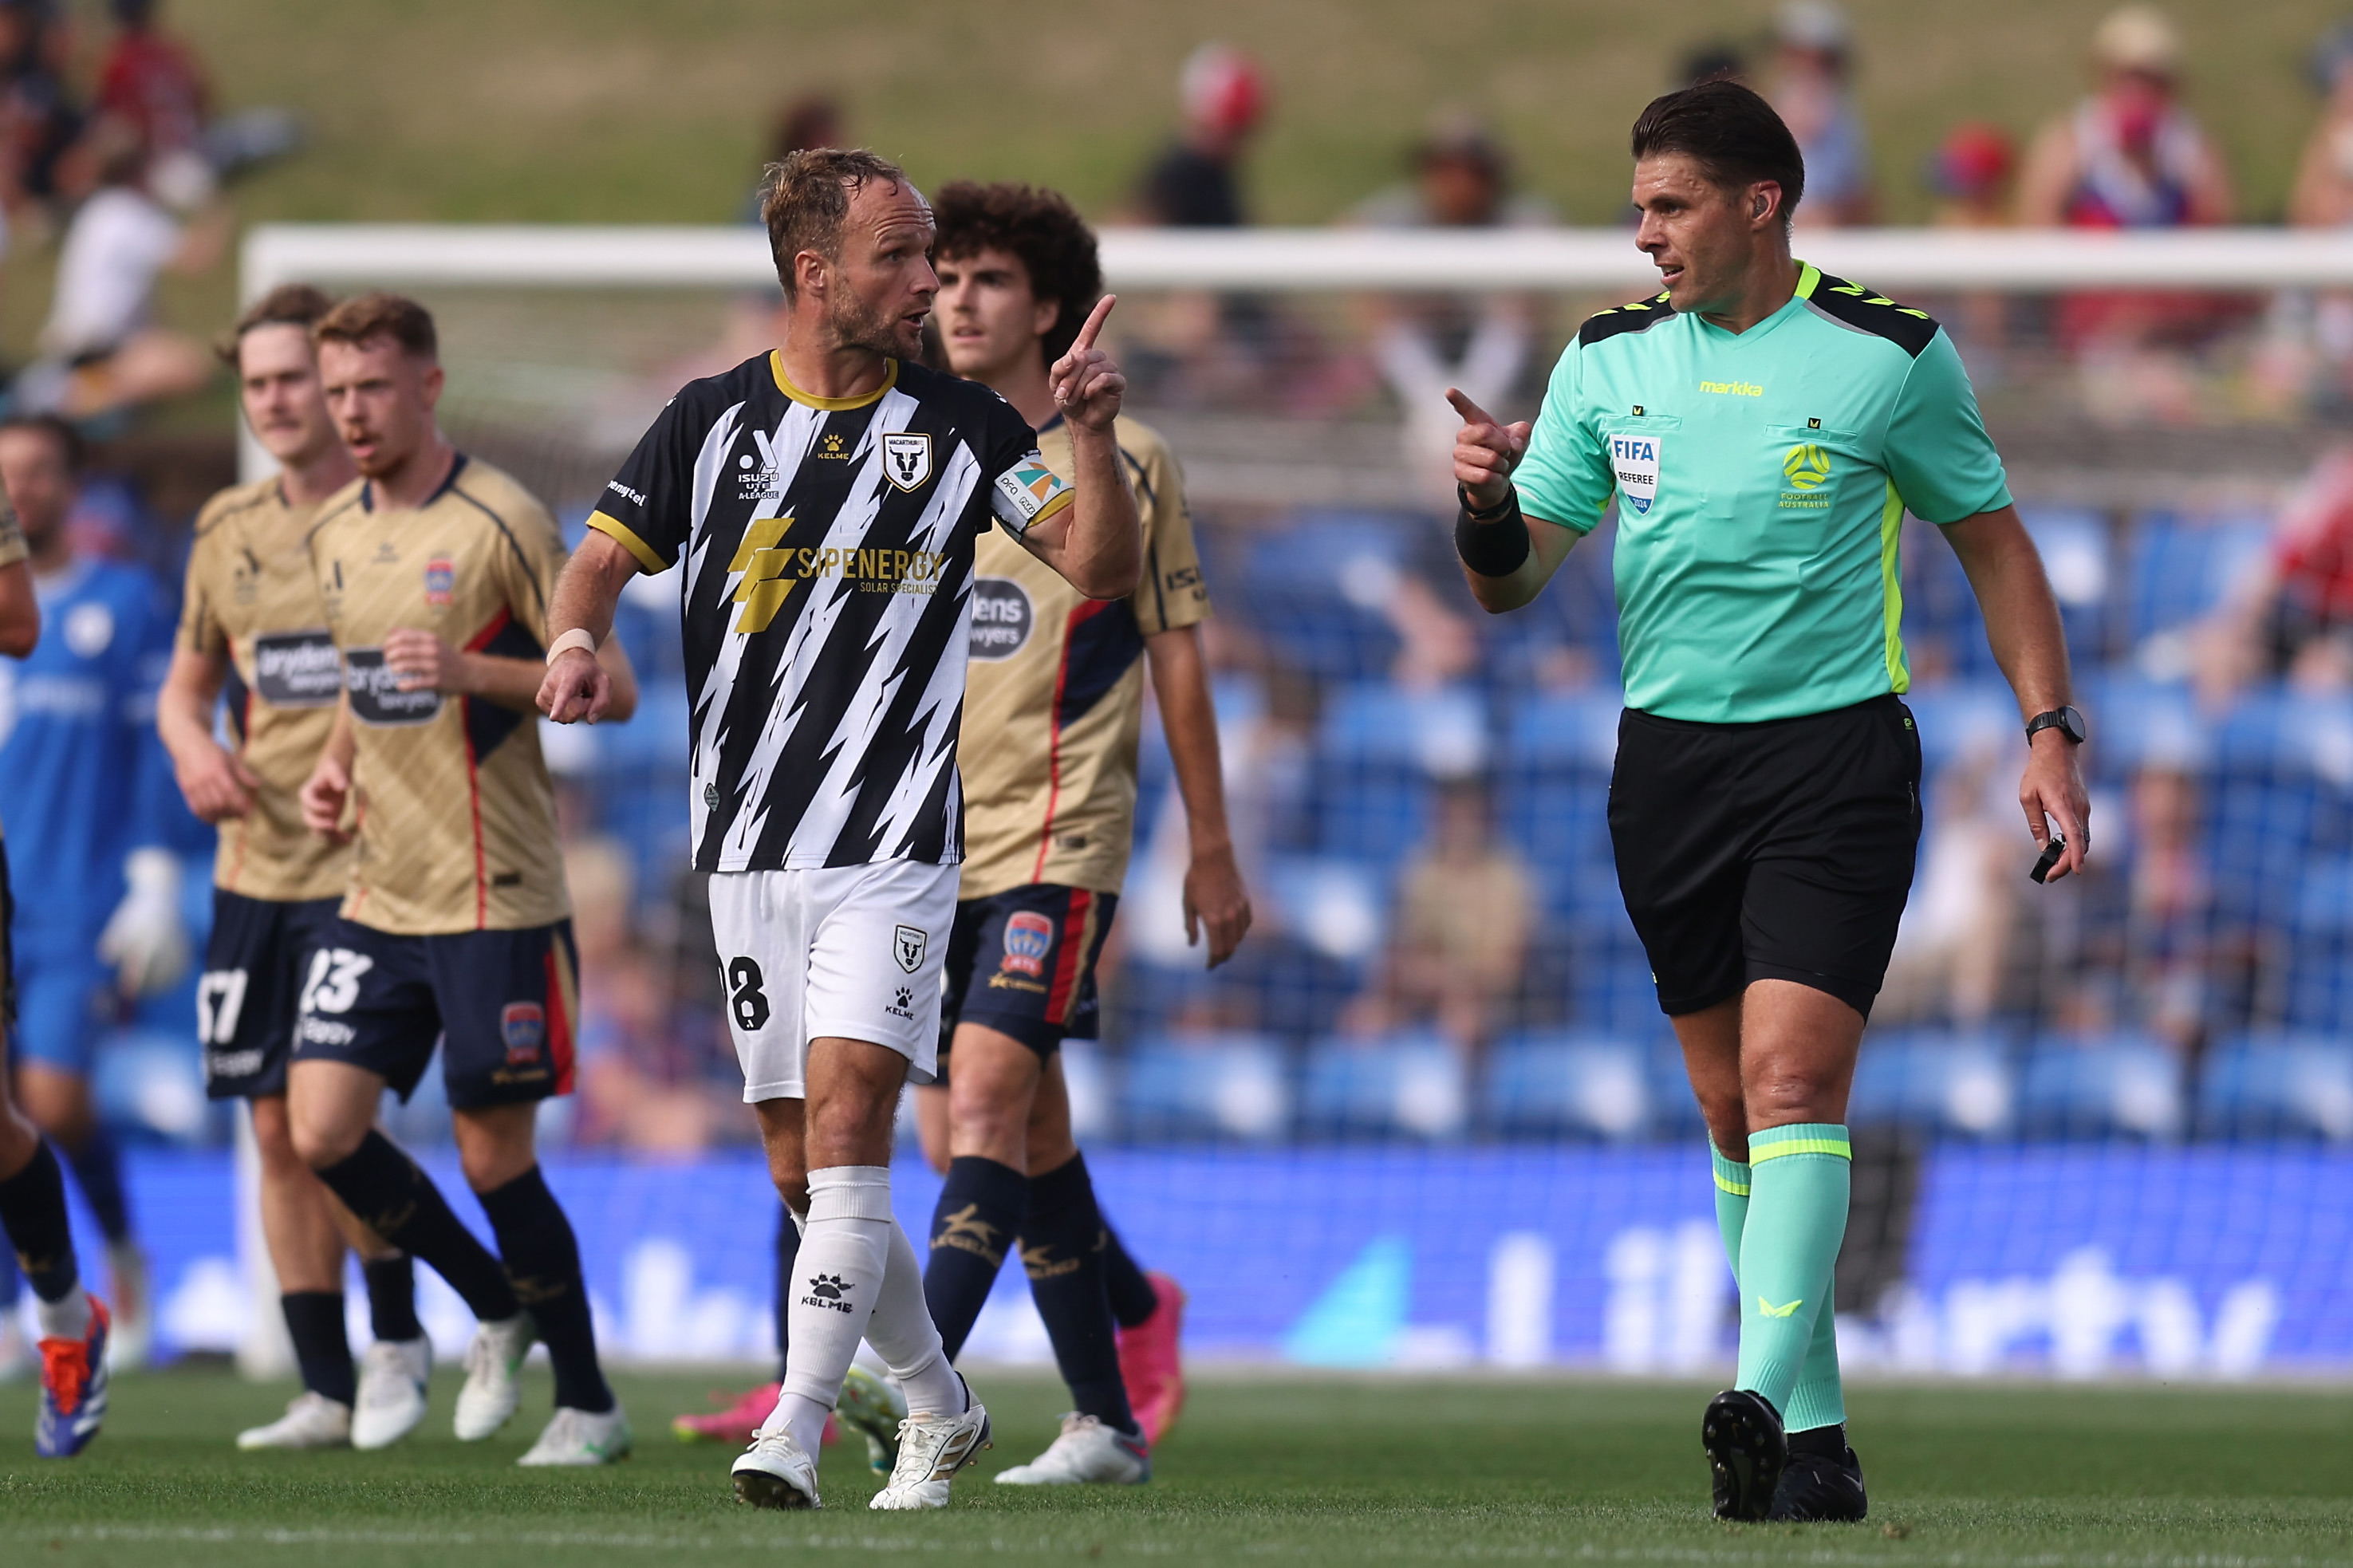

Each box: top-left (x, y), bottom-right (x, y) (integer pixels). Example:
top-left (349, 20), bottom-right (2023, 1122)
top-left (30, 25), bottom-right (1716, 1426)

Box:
top-left (1446, 388), bottom-right (1500, 428)
top-left (1070, 294), bottom-right (1116, 353)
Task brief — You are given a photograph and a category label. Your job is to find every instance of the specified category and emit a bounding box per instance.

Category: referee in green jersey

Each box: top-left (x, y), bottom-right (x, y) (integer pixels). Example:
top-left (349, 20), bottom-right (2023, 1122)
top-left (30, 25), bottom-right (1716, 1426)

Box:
top-left (1451, 81), bottom-right (2090, 1523)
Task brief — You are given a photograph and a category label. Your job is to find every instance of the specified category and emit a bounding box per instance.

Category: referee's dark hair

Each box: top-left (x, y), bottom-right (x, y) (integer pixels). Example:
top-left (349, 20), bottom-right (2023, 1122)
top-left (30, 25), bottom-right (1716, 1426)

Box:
top-left (930, 181), bottom-right (1104, 367)
top-left (757, 147), bottom-right (913, 301)
top-left (1630, 79), bottom-right (1806, 229)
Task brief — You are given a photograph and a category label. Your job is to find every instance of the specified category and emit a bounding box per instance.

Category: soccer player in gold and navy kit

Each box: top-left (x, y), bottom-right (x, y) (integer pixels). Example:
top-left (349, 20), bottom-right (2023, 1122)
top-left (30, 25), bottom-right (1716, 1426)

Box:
top-left (289, 292), bottom-right (639, 1467)
top-left (917, 180), bottom-right (1249, 1483)
top-left (158, 283), bottom-right (430, 1452)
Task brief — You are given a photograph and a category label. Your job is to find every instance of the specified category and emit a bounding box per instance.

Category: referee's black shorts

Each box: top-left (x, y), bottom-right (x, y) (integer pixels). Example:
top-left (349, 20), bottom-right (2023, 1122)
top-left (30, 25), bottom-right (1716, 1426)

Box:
top-left (1608, 693), bottom-right (1921, 1021)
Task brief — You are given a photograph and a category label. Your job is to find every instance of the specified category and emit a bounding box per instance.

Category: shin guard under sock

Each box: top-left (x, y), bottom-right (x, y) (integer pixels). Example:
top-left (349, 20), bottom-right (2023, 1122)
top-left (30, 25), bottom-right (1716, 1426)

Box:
top-left (774, 1204), bottom-right (799, 1383)
top-left (363, 1254), bottom-right (421, 1344)
top-left (862, 1218), bottom-right (963, 1417)
top-left (313, 1132), bottom-right (518, 1323)
top-left (478, 1166), bottom-right (612, 1413)
top-left (63, 1128), bottom-right (130, 1243)
top-left (769, 1166), bottom-right (894, 1457)
top-left (0, 1139), bottom-right (78, 1303)
top-left (923, 1155), bottom-right (1026, 1361)
top-left (1734, 1123), bottom-right (1852, 1418)
top-left (283, 1290), bottom-right (357, 1405)
top-left (1102, 1220), bottom-right (1158, 1330)
top-left (1023, 1153), bottom-right (1134, 1432)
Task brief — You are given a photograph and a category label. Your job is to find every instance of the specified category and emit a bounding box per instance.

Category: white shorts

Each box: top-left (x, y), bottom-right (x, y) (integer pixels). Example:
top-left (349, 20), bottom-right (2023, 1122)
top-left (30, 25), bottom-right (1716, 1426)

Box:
top-left (709, 860), bottom-right (958, 1102)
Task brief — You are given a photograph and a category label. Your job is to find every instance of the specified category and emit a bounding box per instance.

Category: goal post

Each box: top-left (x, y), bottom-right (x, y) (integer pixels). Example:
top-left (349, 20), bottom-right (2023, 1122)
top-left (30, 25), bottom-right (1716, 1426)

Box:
top-left (199, 221), bottom-right (2353, 1377)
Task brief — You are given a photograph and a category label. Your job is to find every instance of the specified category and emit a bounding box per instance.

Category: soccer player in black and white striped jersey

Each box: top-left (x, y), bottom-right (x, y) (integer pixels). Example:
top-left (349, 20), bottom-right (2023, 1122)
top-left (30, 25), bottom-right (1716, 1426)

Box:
top-left (538, 148), bottom-right (1141, 1512)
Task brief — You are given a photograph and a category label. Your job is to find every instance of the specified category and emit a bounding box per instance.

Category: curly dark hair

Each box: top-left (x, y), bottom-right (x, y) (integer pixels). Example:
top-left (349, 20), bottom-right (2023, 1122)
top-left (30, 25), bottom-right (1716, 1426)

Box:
top-left (930, 181), bottom-right (1102, 367)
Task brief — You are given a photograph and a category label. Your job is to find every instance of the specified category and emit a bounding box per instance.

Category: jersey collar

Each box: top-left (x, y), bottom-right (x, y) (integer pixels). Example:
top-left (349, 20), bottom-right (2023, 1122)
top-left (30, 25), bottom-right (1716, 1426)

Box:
top-left (771, 352), bottom-right (897, 411)
top-left (1692, 261), bottom-right (1818, 345)
top-left (360, 451), bottom-right (468, 513)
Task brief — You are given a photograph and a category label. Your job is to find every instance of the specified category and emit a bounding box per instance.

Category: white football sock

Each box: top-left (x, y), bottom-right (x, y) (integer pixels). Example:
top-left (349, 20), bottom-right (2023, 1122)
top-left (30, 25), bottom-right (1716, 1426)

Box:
top-left (861, 1218), bottom-right (964, 1417)
top-left (769, 1165), bottom-right (893, 1454)
top-left (34, 1282), bottom-right (91, 1341)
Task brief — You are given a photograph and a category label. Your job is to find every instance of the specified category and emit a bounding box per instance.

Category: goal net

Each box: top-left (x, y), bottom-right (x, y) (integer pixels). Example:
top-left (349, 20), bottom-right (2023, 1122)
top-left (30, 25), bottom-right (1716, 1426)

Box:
top-left (180, 222), bottom-right (2353, 1379)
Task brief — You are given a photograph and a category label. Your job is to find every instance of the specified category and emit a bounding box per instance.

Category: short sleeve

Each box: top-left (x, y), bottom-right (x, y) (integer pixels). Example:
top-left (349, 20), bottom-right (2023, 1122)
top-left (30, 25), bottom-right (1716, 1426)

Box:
top-left (982, 401), bottom-right (1074, 538)
top-left (1127, 437), bottom-right (1209, 636)
top-left (1883, 329), bottom-right (2012, 526)
top-left (588, 393), bottom-right (696, 572)
top-left (175, 525), bottom-right (223, 656)
top-left (1511, 341), bottom-right (1614, 534)
top-left (498, 501), bottom-right (570, 638)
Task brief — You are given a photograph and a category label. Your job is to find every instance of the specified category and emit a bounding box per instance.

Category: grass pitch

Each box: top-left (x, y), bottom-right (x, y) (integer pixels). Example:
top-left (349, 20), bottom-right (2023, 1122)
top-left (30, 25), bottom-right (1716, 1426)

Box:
top-left (2, 1367), bottom-right (2351, 1566)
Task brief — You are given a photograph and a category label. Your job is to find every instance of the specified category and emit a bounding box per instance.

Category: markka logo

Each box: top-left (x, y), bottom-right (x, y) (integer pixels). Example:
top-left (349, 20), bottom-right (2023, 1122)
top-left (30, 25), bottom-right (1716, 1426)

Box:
top-left (1610, 432), bottom-right (1661, 515)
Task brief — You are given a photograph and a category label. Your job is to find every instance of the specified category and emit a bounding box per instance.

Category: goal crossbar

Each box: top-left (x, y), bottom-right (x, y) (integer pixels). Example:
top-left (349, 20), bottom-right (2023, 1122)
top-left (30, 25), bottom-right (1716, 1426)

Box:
top-left (243, 223), bottom-right (2353, 301)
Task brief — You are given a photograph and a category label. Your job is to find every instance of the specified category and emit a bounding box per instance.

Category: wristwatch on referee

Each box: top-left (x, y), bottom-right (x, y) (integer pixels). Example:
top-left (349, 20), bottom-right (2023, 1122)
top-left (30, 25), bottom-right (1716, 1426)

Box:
top-left (2024, 706), bottom-right (2087, 746)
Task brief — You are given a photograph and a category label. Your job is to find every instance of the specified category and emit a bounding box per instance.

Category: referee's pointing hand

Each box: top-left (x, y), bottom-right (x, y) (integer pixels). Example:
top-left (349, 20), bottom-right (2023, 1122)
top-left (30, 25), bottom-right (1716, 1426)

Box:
top-left (1448, 388), bottom-right (1530, 512)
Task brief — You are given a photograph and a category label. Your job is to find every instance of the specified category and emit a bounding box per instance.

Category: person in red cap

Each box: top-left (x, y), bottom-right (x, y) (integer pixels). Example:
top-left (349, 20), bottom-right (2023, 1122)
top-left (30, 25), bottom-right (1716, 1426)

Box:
top-left (1134, 44), bottom-right (1266, 227)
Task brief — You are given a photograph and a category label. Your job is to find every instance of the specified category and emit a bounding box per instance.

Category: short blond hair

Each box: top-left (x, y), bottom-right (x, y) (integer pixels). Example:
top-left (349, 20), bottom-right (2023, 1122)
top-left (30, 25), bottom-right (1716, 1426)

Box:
top-left (314, 290), bottom-right (438, 360)
top-left (755, 147), bottom-right (912, 300)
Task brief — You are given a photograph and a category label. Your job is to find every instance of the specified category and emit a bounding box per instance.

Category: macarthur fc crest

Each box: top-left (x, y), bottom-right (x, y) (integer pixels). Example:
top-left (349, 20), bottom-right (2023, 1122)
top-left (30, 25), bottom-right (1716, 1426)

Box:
top-left (893, 924), bottom-right (928, 973)
top-left (883, 432), bottom-right (932, 492)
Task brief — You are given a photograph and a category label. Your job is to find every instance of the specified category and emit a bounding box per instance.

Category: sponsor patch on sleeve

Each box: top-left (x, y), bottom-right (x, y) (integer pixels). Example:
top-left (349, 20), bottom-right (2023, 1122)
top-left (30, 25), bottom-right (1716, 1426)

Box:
top-left (990, 455), bottom-right (1073, 534)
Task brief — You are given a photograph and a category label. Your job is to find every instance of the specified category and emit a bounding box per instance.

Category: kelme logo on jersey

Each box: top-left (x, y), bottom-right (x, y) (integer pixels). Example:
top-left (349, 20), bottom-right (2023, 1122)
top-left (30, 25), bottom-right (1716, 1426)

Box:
top-left (968, 578), bottom-right (1032, 660)
top-left (424, 557), bottom-right (454, 609)
top-left (999, 910), bottom-right (1055, 978)
top-left (1610, 432), bottom-right (1662, 515)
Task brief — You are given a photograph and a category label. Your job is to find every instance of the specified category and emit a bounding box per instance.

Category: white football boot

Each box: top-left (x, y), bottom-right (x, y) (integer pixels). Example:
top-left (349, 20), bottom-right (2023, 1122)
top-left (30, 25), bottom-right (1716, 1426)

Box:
top-left (236, 1391), bottom-right (353, 1450)
top-left (352, 1337), bottom-right (432, 1451)
top-left (732, 1427), bottom-right (822, 1510)
top-left (869, 1393), bottom-right (991, 1511)
top-left (993, 1412), bottom-right (1151, 1485)
top-left (453, 1314), bottom-right (535, 1440)
top-left (517, 1403), bottom-right (633, 1467)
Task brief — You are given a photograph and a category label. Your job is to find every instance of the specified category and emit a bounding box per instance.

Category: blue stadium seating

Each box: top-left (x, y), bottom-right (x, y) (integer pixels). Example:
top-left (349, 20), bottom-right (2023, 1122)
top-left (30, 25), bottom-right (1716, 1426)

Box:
top-left (2122, 510), bottom-right (2272, 649)
top-left (2021, 506), bottom-right (2113, 668)
top-left (2080, 672), bottom-right (2207, 781)
top-left (1121, 1033), bottom-right (1292, 1143)
top-left (2017, 1035), bottom-right (2186, 1141)
top-left (1849, 1030), bottom-right (2016, 1140)
top-left (1299, 1032), bottom-right (1469, 1141)
top-left (2196, 1033), bottom-right (2353, 1142)
top-left (1311, 684), bottom-right (1489, 865)
top-left (1483, 1031), bottom-right (1651, 1141)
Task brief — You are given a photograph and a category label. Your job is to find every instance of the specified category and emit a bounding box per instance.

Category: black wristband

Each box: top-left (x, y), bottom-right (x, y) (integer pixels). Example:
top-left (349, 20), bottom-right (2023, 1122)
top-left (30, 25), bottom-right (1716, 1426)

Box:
top-left (1455, 488), bottom-right (1531, 577)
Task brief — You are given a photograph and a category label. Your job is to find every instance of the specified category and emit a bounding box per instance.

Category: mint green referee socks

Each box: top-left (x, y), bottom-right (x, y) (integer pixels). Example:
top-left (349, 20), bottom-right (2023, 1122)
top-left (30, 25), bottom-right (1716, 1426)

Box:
top-left (1725, 1122), bottom-right (1851, 1424)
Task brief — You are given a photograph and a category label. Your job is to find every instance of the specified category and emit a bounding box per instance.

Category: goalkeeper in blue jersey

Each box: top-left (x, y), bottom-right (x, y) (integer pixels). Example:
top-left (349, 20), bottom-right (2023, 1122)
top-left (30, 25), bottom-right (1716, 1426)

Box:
top-left (0, 416), bottom-right (194, 1374)
top-left (1449, 81), bottom-right (2087, 1522)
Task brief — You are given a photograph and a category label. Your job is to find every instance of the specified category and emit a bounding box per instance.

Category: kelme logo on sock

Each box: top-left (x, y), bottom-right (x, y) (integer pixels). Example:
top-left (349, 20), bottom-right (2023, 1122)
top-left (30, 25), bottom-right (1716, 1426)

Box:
top-left (1757, 1296), bottom-right (1803, 1318)
top-left (803, 1274), bottom-right (854, 1314)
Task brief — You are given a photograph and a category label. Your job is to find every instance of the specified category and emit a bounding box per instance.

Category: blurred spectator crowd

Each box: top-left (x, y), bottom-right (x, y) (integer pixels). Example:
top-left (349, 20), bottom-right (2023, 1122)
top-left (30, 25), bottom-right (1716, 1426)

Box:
top-left (52, 6), bottom-right (2353, 1161)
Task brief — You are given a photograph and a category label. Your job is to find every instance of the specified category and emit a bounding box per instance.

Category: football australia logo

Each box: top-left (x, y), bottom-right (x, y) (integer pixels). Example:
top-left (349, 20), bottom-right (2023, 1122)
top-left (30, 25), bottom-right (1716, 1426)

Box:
top-left (1780, 444), bottom-right (1833, 511)
top-left (1609, 432), bottom-right (1661, 515)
